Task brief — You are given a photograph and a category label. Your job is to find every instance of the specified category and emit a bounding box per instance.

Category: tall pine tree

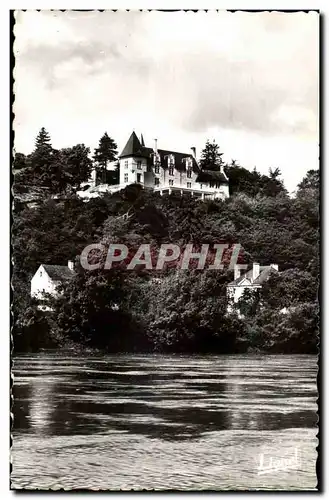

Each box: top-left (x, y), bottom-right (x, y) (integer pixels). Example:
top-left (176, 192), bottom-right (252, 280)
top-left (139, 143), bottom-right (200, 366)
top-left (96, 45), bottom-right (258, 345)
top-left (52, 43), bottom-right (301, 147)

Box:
top-left (199, 140), bottom-right (224, 171)
top-left (93, 132), bottom-right (118, 184)
top-left (34, 127), bottom-right (52, 151)
top-left (21, 128), bottom-right (92, 194)
top-left (28, 127), bottom-right (54, 186)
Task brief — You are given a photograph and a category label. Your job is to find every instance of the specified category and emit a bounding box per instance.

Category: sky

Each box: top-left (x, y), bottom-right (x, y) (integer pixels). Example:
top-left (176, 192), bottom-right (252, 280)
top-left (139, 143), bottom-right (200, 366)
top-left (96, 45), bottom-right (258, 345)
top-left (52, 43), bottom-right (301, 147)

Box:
top-left (13, 10), bottom-right (319, 192)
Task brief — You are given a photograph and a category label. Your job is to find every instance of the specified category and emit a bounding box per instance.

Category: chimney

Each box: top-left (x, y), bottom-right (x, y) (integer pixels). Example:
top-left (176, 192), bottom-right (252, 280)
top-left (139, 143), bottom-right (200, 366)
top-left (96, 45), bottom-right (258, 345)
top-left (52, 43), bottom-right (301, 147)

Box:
top-left (252, 262), bottom-right (260, 282)
top-left (154, 138), bottom-right (158, 154)
top-left (234, 265), bottom-right (241, 281)
top-left (68, 260), bottom-right (74, 271)
top-left (270, 263), bottom-right (278, 271)
top-left (190, 147), bottom-right (196, 159)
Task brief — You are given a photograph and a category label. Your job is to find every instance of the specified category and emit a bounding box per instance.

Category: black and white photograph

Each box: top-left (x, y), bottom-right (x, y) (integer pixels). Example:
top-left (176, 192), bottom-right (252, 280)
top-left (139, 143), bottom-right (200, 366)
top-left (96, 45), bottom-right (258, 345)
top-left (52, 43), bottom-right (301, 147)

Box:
top-left (11, 9), bottom-right (319, 491)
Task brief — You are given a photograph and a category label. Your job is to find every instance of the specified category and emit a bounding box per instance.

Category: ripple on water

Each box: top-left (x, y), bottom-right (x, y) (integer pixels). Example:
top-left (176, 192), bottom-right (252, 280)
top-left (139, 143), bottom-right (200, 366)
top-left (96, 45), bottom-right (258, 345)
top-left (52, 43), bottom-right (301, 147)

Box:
top-left (11, 353), bottom-right (318, 491)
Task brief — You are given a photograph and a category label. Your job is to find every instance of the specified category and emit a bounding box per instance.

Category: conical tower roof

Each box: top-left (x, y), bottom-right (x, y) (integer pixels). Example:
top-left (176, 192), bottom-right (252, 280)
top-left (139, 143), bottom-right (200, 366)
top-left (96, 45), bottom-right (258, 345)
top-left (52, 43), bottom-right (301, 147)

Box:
top-left (119, 131), bottom-right (144, 158)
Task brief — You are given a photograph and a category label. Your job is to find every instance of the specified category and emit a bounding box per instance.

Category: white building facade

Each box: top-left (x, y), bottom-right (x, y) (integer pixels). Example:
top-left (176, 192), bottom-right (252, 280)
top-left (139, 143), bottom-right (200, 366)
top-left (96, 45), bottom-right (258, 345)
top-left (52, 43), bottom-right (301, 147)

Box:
top-left (226, 263), bottom-right (279, 314)
top-left (118, 132), bottom-right (230, 200)
top-left (31, 262), bottom-right (75, 309)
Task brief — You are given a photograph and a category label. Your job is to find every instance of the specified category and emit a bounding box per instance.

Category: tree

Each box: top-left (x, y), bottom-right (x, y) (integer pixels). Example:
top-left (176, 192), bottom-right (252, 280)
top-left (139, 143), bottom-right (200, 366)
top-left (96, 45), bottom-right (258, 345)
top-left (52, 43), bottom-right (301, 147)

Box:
top-left (13, 302), bottom-right (54, 353)
top-left (13, 128), bottom-right (55, 192)
top-left (59, 144), bottom-right (93, 192)
top-left (130, 270), bottom-right (239, 353)
top-left (93, 132), bottom-right (118, 184)
top-left (225, 161), bottom-right (261, 196)
top-left (28, 127), bottom-right (55, 186)
top-left (199, 140), bottom-right (224, 171)
top-left (16, 134), bottom-right (93, 194)
top-left (52, 266), bottom-right (147, 352)
top-left (260, 269), bottom-right (318, 310)
top-left (13, 152), bottom-right (28, 170)
top-left (224, 162), bottom-right (286, 197)
top-left (35, 127), bottom-right (52, 151)
top-left (297, 169), bottom-right (319, 193)
top-left (12, 152), bottom-right (319, 355)
top-left (260, 168), bottom-right (287, 197)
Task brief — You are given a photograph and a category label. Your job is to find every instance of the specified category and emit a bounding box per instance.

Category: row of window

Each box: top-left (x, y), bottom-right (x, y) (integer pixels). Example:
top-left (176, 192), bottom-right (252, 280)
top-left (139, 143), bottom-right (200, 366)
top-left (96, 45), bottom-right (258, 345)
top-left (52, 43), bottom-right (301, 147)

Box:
top-left (124, 162), bottom-right (192, 178)
top-left (166, 157), bottom-right (193, 169)
top-left (155, 154), bottom-right (192, 168)
top-left (124, 173), bottom-right (143, 183)
top-left (124, 173), bottom-right (142, 183)
top-left (124, 174), bottom-right (192, 189)
top-left (166, 180), bottom-right (192, 188)
top-left (155, 179), bottom-right (192, 188)
top-left (124, 160), bottom-right (143, 169)
top-left (124, 159), bottom-right (193, 171)
top-left (167, 167), bottom-right (192, 177)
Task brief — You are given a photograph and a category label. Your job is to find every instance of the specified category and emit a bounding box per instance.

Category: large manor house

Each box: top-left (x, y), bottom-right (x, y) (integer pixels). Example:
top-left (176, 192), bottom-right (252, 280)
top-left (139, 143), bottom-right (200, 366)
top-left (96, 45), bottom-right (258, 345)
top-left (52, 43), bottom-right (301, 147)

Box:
top-left (81, 131), bottom-right (230, 200)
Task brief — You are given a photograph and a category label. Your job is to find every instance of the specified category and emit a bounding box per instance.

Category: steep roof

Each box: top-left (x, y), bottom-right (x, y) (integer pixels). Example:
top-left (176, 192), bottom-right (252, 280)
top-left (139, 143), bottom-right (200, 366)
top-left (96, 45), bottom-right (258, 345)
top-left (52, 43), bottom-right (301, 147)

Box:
top-left (120, 132), bottom-right (148, 158)
top-left (195, 170), bottom-right (229, 184)
top-left (43, 264), bottom-right (75, 281)
top-left (157, 149), bottom-right (199, 172)
top-left (227, 266), bottom-right (277, 287)
top-left (119, 132), bottom-right (199, 172)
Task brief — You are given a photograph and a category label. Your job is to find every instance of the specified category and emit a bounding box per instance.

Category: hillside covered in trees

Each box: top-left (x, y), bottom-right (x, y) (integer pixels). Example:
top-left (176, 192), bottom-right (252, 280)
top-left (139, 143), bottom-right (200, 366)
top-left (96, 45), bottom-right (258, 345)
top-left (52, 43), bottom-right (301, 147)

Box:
top-left (12, 129), bottom-right (319, 354)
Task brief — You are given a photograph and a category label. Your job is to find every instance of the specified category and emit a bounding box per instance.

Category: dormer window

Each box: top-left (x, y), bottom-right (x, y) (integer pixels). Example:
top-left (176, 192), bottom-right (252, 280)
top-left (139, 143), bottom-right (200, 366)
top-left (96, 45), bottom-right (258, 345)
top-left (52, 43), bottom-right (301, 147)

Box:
top-left (186, 158), bottom-right (193, 169)
top-left (187, 169), bottom-right (192, 178)
top-left (155, 165), bottom-right (160, 174)
top-left (169, 167), bottom-right (174, 176)
top-left (168, 154), bottom-right (175, 167)
top-left (137, 160), bottom-right (142, 170)
top-left (154, 152), bottom-right (161, 165)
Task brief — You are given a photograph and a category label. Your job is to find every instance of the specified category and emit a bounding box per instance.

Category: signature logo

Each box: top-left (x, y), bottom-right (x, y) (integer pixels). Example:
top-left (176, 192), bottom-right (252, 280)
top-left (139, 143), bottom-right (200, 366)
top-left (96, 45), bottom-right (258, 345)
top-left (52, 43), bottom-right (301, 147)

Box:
top-left (257, 447), bottom-right (301, 475)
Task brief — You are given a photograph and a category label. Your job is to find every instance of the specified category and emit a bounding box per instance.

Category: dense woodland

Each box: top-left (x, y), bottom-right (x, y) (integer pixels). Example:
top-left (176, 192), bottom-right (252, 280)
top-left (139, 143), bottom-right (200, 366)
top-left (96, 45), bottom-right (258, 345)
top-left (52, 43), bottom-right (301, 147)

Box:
top-left (12, 129), bottom-right (319, 354)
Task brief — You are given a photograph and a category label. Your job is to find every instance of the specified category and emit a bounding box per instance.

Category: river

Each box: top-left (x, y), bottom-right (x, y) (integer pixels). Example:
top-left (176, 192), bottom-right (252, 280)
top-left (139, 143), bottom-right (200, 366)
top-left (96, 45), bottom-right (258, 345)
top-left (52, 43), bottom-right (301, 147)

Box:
top-left (11, 353), bottom-right (318, 491)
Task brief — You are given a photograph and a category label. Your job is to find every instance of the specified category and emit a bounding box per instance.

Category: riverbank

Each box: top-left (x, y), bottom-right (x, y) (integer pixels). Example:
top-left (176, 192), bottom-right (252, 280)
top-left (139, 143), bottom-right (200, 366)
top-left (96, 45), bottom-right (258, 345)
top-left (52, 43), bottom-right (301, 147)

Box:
top-left (12, 326), bottom-right (318, 356)
top-left (12, 179), bottom-right (319, 357)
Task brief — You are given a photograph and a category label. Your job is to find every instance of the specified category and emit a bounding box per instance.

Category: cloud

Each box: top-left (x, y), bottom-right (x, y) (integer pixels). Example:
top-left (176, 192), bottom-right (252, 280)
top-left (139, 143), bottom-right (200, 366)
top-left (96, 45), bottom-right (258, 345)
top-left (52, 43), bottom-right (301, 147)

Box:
top-left (13, 10), bottom-right (319, 191)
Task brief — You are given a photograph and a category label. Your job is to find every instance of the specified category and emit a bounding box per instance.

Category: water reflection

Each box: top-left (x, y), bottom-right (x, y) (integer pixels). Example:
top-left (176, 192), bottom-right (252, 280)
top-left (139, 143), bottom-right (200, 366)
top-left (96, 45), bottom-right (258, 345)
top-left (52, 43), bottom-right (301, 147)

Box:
top-left (12, 354), bottom-right (318, 442)
top-left (11, 354), bottom-right (318, 490)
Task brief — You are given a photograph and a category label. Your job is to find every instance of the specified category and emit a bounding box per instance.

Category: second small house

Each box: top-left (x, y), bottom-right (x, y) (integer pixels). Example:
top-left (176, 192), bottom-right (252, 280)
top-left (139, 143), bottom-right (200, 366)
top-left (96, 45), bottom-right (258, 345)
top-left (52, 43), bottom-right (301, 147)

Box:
top-left (227, 262), bottom-right (279, 314)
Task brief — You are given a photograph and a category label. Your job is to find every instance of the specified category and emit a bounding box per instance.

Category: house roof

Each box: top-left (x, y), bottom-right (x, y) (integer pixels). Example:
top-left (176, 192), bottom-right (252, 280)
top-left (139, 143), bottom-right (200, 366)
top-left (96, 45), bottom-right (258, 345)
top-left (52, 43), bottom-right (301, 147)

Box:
top-left (120, 132), bottom-right (146, 158)
top-left (119, 131), bottom-right (199, 172)
top-left (195, 170), bottom-right (229, 184)
top-left (157, 149), bottom-right (199, 172)
top-left (43, 264), bottom-right (75, 281)
top-left (227, 266), bottom-right (277, 286)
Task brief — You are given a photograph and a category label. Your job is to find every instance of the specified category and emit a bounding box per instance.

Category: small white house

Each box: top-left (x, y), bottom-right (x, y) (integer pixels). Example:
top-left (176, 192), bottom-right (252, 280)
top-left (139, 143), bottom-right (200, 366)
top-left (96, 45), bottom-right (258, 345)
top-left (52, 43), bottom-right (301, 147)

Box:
top-left (31, 261), bottom-right (75, 309)
top-left (226, 262), bottom-right (279, 314)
